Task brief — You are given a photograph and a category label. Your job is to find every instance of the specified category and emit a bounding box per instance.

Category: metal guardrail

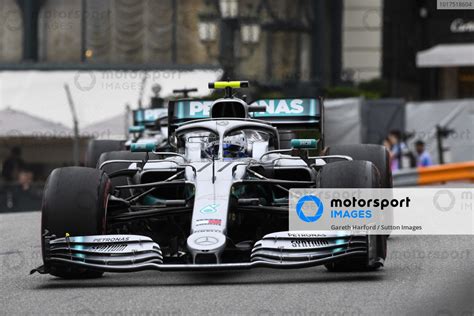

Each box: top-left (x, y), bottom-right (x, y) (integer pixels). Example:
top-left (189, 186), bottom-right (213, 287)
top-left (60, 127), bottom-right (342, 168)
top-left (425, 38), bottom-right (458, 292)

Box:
top-left (393, 161), bottom-right (474, 187)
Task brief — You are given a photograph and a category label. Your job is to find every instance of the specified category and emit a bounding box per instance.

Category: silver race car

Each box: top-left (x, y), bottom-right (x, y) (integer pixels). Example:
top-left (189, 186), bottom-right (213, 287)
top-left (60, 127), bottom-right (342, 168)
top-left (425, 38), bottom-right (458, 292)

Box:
top-left (32, 81), bottom-right (391, 278)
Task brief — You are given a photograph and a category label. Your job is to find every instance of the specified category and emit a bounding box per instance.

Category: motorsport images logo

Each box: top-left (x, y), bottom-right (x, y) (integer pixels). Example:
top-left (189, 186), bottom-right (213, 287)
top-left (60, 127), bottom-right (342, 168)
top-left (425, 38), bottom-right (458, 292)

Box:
top-left (295, 195), bottom-right (324, 222)
top-left (295, 193), bottom-right (408, 222)
top-left (290, 188), bottom-right (474, 235)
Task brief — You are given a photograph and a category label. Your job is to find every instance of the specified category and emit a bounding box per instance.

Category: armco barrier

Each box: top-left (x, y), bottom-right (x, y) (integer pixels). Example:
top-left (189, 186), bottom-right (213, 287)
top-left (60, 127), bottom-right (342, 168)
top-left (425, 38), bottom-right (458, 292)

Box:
top-left (393, 161), bottom-right (474, 187)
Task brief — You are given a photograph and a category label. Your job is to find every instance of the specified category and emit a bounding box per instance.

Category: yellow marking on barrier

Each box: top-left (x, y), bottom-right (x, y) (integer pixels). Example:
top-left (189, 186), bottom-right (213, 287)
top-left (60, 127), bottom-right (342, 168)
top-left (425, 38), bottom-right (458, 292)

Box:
top-left (417, 161), bottom-right (474, 185)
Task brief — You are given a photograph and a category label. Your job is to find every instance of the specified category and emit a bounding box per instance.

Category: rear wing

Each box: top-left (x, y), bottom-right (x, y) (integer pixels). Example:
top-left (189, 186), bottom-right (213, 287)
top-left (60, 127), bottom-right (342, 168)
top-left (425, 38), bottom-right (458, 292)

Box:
top-left (133, 108), bottom-right (168, 127)
top-left (251, 98), bottom-right (324, 149)
top-left (168, 98), bottom-right (324, 149)
top-left (168, 99), bottom-right (213, 136)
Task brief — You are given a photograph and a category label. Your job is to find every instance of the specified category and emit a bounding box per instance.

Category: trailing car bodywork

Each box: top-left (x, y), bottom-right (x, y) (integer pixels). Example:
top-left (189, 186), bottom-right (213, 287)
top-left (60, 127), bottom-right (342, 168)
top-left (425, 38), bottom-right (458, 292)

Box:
top-left (84, 107), bottom-right (169, 168)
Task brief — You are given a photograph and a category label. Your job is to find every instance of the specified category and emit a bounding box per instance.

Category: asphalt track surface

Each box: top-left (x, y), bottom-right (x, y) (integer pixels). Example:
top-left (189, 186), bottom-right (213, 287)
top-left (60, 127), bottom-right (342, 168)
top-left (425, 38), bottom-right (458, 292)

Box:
top-left (1, 211), bottom-right (472, 316)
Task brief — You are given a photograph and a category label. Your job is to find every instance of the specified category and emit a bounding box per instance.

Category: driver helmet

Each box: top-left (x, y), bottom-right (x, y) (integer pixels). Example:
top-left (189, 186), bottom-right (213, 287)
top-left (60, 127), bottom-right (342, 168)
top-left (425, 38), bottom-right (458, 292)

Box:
top-left (205, 131), bottom-right (248, 158)
top-left (223, 132), bottom-right (248, 158)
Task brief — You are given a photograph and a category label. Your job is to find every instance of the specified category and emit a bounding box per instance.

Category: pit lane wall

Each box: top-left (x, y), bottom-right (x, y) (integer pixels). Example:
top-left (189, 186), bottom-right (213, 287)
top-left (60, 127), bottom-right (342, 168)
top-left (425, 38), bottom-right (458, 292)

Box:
top-left (405, 99), bottom-right (474, 165)
top-left (324, 98), bottom-right (473, 165)
top-left (324, 97), bottom-right (406, 147)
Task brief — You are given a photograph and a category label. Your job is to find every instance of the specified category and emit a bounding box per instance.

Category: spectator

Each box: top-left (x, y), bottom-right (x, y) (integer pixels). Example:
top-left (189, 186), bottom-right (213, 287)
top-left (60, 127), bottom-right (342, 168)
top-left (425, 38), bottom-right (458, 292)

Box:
top-left (387, 130), bottom-right (416, 170)
top-left (2, 147), bottom-right (25, 182)
top-left (382, 137), bottom-right (391, 151)
top-left (387, 130), bottom-right (405, 171)
top-left (382, 136), bottom-right (395, 168)
top-left (415, 140), bottom-right (433, 167)
top-left (9, 168), bottom-right (42, 212)
top-left (18, 168), bottom-right (34, 191)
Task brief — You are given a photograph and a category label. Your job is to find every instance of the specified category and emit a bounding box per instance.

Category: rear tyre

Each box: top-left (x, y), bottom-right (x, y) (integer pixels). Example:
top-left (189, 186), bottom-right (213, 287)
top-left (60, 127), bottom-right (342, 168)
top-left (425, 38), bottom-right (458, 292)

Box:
top-left (326, 144), bottom-right (392, 188)
top-left (41, 167), bottom-right (111, 278)
top-left (317, 160), bottom-right (381, 189)
top-left (327, 144), bottom-right (393, 239)
top-left (85, 140), bottom-right (124, 168)
top-left (97, 151), bottom-right (160, 198)
top-left (317, 160), bottom-right (387, 271)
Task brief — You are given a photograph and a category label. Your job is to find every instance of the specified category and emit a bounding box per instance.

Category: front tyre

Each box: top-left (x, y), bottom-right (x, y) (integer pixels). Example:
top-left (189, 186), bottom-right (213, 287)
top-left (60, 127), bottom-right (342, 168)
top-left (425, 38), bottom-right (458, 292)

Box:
top-left (326, 144), bottom-right (392, 188)
top-left (317, 160), bottom-right (387, 271)
top-left (41, 167), bottom-right (111, 278)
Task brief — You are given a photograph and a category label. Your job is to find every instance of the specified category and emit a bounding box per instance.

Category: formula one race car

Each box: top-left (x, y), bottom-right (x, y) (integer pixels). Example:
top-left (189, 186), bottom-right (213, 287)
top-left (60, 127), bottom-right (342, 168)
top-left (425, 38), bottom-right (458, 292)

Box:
top-left (32, 81), bottom-right (391, 278)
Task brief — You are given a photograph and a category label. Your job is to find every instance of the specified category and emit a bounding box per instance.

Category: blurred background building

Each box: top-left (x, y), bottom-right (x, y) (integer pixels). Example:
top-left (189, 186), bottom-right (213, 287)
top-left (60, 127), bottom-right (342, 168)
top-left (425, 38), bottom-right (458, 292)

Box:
top-left (1, 0), bottom-right (473, 98)
top-left (342, 0), bottom-right (383, 82)
top-left (383, 0), bottom-right (474, 100)
top-left (0, 0), bottom-right (346, 96)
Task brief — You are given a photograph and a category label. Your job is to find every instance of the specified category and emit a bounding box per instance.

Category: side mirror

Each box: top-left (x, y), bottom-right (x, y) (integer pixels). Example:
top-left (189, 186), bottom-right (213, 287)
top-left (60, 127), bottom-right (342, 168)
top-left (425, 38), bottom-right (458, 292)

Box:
top-left (291, 139), bottom-right (317, 149)
top-left (169, 135), bottom-right (177, 148)
top-left (129, 125), bottom-right (145, 134)
top-left (130, 142), bottom-right (156, 152)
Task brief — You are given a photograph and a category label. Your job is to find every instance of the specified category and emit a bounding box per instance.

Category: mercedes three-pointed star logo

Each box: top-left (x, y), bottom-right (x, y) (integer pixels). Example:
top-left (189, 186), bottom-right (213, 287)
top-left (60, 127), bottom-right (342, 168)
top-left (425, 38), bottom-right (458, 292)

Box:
top-left (194, 236), bottom-right (219, 246)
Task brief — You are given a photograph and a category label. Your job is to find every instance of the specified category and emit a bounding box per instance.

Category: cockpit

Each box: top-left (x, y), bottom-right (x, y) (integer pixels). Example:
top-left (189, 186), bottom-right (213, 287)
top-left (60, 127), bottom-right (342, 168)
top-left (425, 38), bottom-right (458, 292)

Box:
top-left (175, 120), bottom-right (279, 161)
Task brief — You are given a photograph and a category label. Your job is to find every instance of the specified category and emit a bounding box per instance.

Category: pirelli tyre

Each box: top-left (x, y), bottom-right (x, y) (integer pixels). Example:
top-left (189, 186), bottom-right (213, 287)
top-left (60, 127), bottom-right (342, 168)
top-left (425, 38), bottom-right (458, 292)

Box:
top-left (41, 167), bottom-right (111, 278)
top-left (326, 144), bottom-right (392, 188)
top-left (85, 139), bottom-right (125, 168)
top-left (327, 143), bottom-right (394, 239)
top-left (317, 160), bottom-right (387, 271)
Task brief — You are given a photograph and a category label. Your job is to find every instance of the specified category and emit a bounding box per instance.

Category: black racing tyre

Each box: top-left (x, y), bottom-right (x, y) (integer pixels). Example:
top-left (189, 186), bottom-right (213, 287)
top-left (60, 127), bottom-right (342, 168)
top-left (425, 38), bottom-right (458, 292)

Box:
top-left (85, 140), bottom-right (125, 168)
top-left (317, 160), bottom-right (381, 189)
top-left (317, 160), bottom-right (387, 271)
top-left (327, 144), bottom-right (394, 239)
top-left (41, 167), bottom-right (111, 278)
top-left (326, 144), bottom-right (392, 188)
